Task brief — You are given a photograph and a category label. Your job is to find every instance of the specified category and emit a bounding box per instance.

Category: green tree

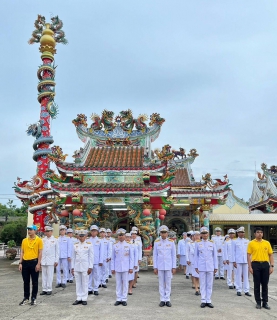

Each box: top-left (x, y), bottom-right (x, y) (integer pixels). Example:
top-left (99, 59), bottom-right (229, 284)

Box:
top-left (0, 217), bottom-right (27, 245)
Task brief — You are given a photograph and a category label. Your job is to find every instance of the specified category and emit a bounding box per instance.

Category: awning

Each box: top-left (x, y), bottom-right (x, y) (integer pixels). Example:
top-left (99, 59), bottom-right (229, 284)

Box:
top-left (209, 213), bottom-right (277, 225)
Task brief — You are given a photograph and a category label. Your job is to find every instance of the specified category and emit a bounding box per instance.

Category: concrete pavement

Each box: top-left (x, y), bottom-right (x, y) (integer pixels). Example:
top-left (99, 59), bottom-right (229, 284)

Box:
top-left (1, 255), bottom-right (277, 320)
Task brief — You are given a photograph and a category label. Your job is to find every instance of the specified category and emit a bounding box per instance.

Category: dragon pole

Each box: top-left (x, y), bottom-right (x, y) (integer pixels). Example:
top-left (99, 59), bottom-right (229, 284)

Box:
top-left (25, 16), bottom-right (67, 232)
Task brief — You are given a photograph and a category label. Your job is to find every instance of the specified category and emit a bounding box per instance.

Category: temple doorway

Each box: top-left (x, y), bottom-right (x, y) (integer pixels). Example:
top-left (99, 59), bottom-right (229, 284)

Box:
top-left (167, 218), bottom-right (188, 237)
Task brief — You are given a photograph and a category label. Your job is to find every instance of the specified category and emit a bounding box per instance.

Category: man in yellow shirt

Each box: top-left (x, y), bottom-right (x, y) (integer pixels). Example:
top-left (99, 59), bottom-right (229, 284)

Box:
top-left (247, 227), bottom-right (274, 310)
top-left (18, 225), bottom-right (43, 306)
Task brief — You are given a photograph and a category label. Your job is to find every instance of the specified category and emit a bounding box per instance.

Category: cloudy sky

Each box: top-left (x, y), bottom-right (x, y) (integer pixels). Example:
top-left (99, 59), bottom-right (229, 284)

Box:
top-left (1, 1), bottom-right (277, 206)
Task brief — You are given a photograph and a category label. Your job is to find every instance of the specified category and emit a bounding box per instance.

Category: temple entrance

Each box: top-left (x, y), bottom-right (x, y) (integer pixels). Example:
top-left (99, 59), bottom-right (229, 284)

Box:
top-left (167, 218), bottom-right (188, 237)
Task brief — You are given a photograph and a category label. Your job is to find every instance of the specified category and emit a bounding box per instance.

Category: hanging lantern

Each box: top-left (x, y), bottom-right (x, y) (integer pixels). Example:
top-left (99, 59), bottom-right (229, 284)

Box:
top-left (159, 214), bottom-right (165, 220)
top-left (72, 209), bottom-right (82, 216)
top-left (159, 209), bottom-right (166, 215)
top-left (143, 209), bottom-right (151, 216)
top-left (60, 210), bottom-right (69, 217)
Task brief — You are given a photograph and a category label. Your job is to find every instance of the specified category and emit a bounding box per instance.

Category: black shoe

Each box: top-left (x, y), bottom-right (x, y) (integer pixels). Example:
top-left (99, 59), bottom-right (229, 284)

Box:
top-left (237, 292), bottom-right (242, 296)
top-left (195, 291), bottom-right (200, 296)
top-left (94, 291), bottom-right (99, 296)
top-left (122, 301), bottom-right (127, 306)
top-left (245, 292), bottom-right (252, 297)
top-left (114, 301), bottom-right (121, 306)
top-left (82, 301), bottom-right (87, 305)
top-left (61, 284), bottom-right (66, 288)
top-left (109, 275), bottom-right (112, 278)
top-left (19, 298), bottom-right (29, 306)
top-left (206, 303), bottom-right (214, 308)
top-left (229, 286), bottom-right (234, 289)
top-left (67, 280), bottom-right (69, 283)
top-left (46, 291), bottom-right (52, 295)
top-left (88, 291), bottom-right (93, 295)
top-left (102, 284), bottom-right (107, 288)
top-left (72, 300), bottom-right (82, 305)
top-left (220, 277), bottom-right (225, 280)
top-left (98, 285), bottom-right (102, 288)
top-left (55, 284), bottom-right (61, 288)
top-left (262, 303), bottom-right (270, 310)
top-left (186, 276), bottom-right (189, 279)
top-left (159, 301), bottom-right (165, 307)
top-left (30, 298), bottom-right (36, 306)
top-left (106, 279), bottom-right (109, 283)
top-left (200, 303), bottom-right (206, 308)
top-left (69, 280), bottom-right (73, 283)
top-left (215, 277), bottom-right (219, 280)
top-left (40, 291), bottom-right (47, 295)
top-left (256, 304), bottom-right (261, 309)
top-left (166, 301), bottom-right (172, 307)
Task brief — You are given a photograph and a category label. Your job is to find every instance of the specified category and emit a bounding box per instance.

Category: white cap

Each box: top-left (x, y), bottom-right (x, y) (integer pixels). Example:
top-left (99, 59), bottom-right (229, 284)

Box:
top-left (67, 228), bottom-right (73, 233)
top-left (159, 225), bottom-right (169, 232)
top-left (200, 227), bottom-right (209, 233)
top-left (228, 228), bottom-right (236, 234)
top-left (59, 225), bottom-right (67, 230)
top-left (182, 232), bottom-right (187, 235)
top-left (106, 228), bottom-right (112, 233)
top-left (190, 231), bottom-right (195, 236)
top-left (132, 226), bottom-right (138, 231)
top-left (45, 226), bottom-right (53, 231)
top-left (90, 225), bottom-right (99, 231)
top-left (125, 233), bottom-right (131, 237)
top-left (194, 231), bottom-right (200, 235)
top-left (237, 227), bottom-right (245, 233)
top-left (99, 228), bottom-right (106, 233)
top-left (78, 229), bottom-right (88, 236)
top-left (214, 227), bottom-right (222, 232)
top-left (130, 230), bottom-right (137, 234)
top-left (116, 228), bottom-right (126, 235)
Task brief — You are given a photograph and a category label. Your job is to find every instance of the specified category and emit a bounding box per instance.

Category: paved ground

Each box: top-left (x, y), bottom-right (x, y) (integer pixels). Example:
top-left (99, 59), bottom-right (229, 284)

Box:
top-left (1, 254), bottom-right (277, 320)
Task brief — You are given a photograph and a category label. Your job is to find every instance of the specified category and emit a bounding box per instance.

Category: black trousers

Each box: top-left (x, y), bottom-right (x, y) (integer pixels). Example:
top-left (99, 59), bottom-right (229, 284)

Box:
top-left (22, 259), bottom-right (39, 300)
top-left (251, 261), bottom-right (270, 304)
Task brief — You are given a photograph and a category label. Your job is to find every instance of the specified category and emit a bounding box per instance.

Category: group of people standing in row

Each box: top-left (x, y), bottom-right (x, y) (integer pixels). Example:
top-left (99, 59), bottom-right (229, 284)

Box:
top-left (176, 226), bottom-right (274, 309)
top-left (18, 224), bottom-right (142, 306)
top-left (18, 223), bottom-right (274, 310)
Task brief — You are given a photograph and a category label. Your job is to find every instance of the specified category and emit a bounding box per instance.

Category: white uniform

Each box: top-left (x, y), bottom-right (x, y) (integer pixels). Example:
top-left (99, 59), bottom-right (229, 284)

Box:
top-left (194, 240), bottom-right (218, 304)
top-left (56, 235), bottom-right (71, 285)
top-left (41, 235), bottom-right (59, 292)
top-left (212, 235), bottom-right (225, 278)
top-left (232, 237), bottom-right (250, 293)
top-left (132, 237), bottom-right (142, 272)
top-left (88, 236), bottom-right (104, 292)
top-left (129, 242), bottom-right (138, 281)
top-left (100, 238), bottom-right (112, 285)
top-left (187, 241), bottom-right (198, 278)
top-left (185, 238), bottom-right (192, 275)
top-left (153, 238), bottom-right (176, 302)
top-left (111, 240), bottom-right (134, 302)
top-left (223, 239), bottom-right (236, 287)
top-left (106, 237), bottom-right (115, 278)
top-left (67, 237), bottom-right (79, 281)
top-left (177, 238), bottom-right (187, 266)
top-left (71, 240), bottom-right (94, 302)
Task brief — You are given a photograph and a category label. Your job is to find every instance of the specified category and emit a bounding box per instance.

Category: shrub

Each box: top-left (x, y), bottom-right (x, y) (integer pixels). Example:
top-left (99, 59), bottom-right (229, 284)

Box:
top-left (0, 217), bottom-right (27, 245)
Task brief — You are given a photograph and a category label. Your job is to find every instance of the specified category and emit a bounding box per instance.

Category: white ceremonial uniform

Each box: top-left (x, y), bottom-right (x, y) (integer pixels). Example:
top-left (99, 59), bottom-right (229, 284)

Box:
top-left (67, 237), bottom-right (79, 281)
top-left (212, 235), bottom-right (225, 277)
top-left (223, 239), bottom-right (236, 287)
top-left (194, 240), bottom-right (218, 304)
top-left (71, 240), bottom-right (94, 302)
top-left (132, 237), bottom-right (142, 272)
top-left (128, 242), bottom-right (138, 281)
top-left (56, 235), bottom-right (71, 285)
top-left (88, 236), bottom-right (104, 292)
top-left (111, 240), bottom-right (134, 302)
top-left (153, 238), bottom-right (176, 302)
top-left (232, 237), bottom-right (250, 293)
top-left (187, 241), bottom-right (198, 278)
top-left (185, 238), bottom-right (192, 276)
top-left (106, 237), bottom-right (116, 278)
top-left (41, 235), bottom-right (59, 292)
top-left (177, 238), bottom-right (187, 266)
top-left (100, 238), bottom-right (112, 285)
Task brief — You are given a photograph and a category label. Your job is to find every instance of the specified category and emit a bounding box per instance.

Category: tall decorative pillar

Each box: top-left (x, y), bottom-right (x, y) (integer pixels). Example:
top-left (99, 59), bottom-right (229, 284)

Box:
top-left (193, 209), bottom-right (200, 231)
top-left (202, 204), bottom-right (211, 231)
top-left (26, 15), bottom-right (67, 232)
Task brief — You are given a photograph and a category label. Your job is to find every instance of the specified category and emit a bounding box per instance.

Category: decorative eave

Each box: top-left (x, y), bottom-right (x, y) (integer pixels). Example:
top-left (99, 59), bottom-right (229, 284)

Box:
top-left (249, 196), bottom-right (277, 210)
top-left (171, 189), bottom-right (229, 198)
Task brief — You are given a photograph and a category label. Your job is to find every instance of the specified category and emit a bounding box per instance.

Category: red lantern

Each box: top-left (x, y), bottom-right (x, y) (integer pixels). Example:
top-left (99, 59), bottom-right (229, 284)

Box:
top-left (159, 214), bottom-right (165, 220)
top-left (143, 209), bottom-right (151, 216)
top-left (73, 209), bottom-right (82, 216)
top-left (60, 210), bottom-right (69, 217)
top-left (159, 209), bottom-right (166, 215)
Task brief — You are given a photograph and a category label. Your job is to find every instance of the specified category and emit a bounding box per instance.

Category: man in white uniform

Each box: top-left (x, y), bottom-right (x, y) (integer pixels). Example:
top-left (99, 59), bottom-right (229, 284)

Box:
top-left (131, 230), bottom-right (142, 288)
top-left (111, 228), bottom-right (134, 306)
top-left (194, 226), bottom-right (218, 308)
top-left (99, 227), bottom-right (112, 288)
top-left (71, 229), bottom-right (94, 306)
top-left (187, 231), bottom-right (200, 295)
top-left (88, 225), bottom-right (104, 296)
top-left (232, 226), bottom-right (251, 297)
top-left (56, 225), bottom-right (71, 288)
top-left (185, 231), bottom-right (193, 279)
top-left (126, 232), bottom-right (138, 295)
top-left (106, 228), bottom-right (115, 280)
top-left (212, 227), bottom-right (225, 279)
top-left (40, 226), bottom-right (59, 295)
top-left (66, 228), bottom-right (76, 283)
top-left (153, 225), bottom-right (176, 307)
top-left (177, 232), bottom-right (188, 275)
top-left (223, 228), bottom-right (236, 289)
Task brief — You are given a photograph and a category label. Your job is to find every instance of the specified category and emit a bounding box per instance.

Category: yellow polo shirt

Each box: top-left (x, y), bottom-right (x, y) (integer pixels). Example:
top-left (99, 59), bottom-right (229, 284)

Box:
top-left (247, 239), bottom-right (273, 262)
top-left (21, 236), bottom-right (43, 260)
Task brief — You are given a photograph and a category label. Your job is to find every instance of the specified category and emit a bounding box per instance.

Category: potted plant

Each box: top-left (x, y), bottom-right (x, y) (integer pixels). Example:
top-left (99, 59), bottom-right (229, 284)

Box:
top-left (6, 240), bottom-right (17, 260)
